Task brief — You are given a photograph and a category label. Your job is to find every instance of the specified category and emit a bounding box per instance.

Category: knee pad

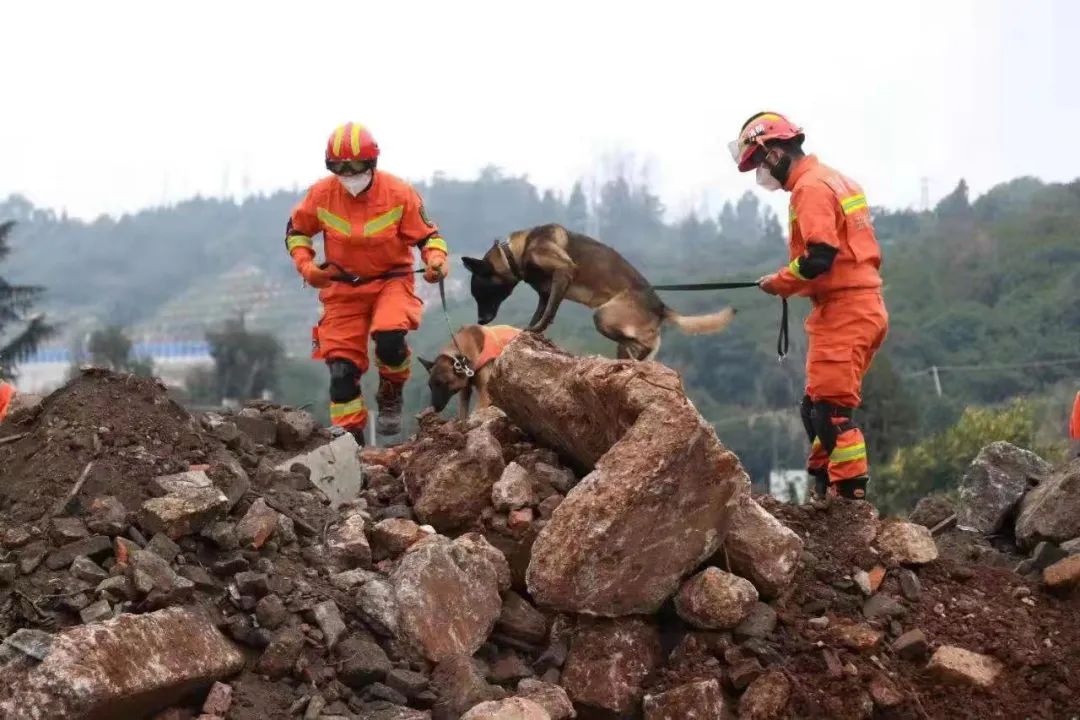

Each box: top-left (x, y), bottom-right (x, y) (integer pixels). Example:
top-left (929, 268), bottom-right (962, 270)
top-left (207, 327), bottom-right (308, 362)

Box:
top-left (373, 330), bottom-right (409, 367)
top-left (799, 395), bottom-right (816, 443)
top-left (327, 359), bottom-right (361, 403)
top-left (811, 401), bottom-right (854, 455)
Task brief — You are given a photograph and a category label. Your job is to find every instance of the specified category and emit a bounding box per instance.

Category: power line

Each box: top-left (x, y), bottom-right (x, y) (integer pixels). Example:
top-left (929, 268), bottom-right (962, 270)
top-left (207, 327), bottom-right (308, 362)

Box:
top-left (903, 357), bottom-right (1080, 378)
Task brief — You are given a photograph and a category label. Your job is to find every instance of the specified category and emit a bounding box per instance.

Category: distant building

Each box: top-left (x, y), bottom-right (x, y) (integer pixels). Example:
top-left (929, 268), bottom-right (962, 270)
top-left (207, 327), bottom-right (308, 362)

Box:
top-left (769, 468), bottom-right (809, 505)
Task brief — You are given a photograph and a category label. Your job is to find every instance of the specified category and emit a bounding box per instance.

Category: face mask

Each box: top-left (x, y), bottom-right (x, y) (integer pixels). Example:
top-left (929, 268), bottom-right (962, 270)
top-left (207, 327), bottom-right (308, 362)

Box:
top-left (756, 165), bottom-right (783, 192)
top-left (339, 171), bottom-right (373, 196)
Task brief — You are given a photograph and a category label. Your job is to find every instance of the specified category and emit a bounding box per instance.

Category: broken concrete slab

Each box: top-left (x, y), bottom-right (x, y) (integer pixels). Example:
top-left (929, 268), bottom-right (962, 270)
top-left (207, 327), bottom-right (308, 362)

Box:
top-left (276, 433), bottom-right (364, 510)
top-left (0, 607), bottom-right (244, 720)
top-left (138, 487), bottom-right (229, 540)
top-left (152, 470), bottom-right (214, 497)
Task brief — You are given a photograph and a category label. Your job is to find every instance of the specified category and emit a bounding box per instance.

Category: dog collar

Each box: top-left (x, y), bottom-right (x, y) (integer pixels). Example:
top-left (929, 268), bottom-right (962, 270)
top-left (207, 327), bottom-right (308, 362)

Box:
top-left (497, 239), bottom-right (523, 280)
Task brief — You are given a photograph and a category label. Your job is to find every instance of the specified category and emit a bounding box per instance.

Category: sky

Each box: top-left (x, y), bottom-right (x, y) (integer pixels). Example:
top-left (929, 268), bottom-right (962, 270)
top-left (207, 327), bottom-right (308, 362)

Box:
top-left (2, 0), bottom-right (1078, 223)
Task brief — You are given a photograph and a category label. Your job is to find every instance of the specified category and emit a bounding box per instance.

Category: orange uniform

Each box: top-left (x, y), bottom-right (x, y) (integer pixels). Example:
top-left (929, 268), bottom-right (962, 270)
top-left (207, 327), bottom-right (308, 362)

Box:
top-left (763, 155), bottom-right (889, 490)
top-left (0, 382), bottom-right (14, 422)
top-left (287, 170), bottom-right (447, 432)
top-left (473, 325), bottom-right (521, 370)
top-left (1070, 391), bottom-right (1080, 441)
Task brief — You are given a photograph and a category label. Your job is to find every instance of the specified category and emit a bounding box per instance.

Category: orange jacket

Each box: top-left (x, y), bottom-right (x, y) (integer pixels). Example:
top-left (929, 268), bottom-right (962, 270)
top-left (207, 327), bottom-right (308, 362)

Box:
top-left (767, 155), bottom-right (883, 300)
top-left (286, 171), bottom-right (447, 301)
top-left (474, 325), bottom-right (521, 370)
top-left (0, 382), bottom-right (14, 422)
top-left (1070, 391), bottom-right (1080, 440)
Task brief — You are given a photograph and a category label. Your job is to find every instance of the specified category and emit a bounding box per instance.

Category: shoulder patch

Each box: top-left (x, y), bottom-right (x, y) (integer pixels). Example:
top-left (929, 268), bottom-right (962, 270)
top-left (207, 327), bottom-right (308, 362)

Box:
top-left (419, 204), bottom-right (435, 228)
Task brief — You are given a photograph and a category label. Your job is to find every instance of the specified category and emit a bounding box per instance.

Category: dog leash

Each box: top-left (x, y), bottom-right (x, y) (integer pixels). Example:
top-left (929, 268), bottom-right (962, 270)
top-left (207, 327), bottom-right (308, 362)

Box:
top-left (437, 274), bottom-right (475, 378)
top-left (652, 280), bottom-right (789, 362)
top-left (319, 262), bottom-right (424, 287)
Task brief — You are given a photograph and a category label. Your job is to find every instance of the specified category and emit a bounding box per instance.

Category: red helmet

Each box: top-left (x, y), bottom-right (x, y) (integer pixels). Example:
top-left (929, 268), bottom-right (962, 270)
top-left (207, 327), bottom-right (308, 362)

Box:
top-left (729, 112), bottom-right (804, 172)
top-left (326, 122), bottom-right (379, 163)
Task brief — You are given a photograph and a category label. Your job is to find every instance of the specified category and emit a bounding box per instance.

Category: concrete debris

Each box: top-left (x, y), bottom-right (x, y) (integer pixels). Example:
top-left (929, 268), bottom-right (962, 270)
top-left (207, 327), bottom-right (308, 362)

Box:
top-left (138, 487), bottom-right (229, 540)
top-left (927, 645), bottom-right (1003, 688)
top-left (276, 432), bottom-right (364, 510)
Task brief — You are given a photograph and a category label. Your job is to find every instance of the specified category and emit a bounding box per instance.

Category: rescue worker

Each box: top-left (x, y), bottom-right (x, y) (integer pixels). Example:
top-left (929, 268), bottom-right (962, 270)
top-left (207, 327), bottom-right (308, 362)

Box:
top-left (1070, 390), bottom-right (1080, 457)
top-left (0, 381), bottom-right (14, 423)
top-left (729, 112), bottom-right (888, 500)
top-left (286, 122), bottom-right (448, 444)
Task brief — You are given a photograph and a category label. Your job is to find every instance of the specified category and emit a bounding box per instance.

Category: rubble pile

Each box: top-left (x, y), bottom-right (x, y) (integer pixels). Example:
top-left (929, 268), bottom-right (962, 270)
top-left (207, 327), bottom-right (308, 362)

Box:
top-left (1, 341), bottom-right (1078, 720)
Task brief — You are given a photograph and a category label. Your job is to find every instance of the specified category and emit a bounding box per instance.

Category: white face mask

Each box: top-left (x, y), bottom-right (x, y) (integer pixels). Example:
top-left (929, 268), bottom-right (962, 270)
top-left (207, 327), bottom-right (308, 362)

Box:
top-left (339, 171), bottom-right (373, 196)
top-left (756, 165), bottom-right (782, 192)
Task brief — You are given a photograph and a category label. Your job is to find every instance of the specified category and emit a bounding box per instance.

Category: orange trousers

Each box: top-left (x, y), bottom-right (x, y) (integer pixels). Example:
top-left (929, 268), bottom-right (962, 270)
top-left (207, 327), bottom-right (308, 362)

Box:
top-left (1070, 391), bottom-right (1080, 441)
top-left (311, 277), bottom-right (423, 430)
top-left (0, 382), bottom-right (14, 422)
top-left (804, 291), bottom-right (889, 485)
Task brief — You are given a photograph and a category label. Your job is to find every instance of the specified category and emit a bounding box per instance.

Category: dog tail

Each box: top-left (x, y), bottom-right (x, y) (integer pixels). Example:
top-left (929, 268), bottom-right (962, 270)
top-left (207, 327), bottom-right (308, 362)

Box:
top-left (663, 306), bottom-right (737, 335)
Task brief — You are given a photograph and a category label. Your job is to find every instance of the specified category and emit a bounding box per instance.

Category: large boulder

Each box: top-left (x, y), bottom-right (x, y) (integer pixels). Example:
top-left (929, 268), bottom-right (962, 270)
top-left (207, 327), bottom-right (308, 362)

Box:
top-left (403, 425), bottom-right (506, 532)
top-left (391, 535), bottom-right (506, 662)
top-left (724, 494), bottom-right (803, 598)
top-left (559, 617), bottom-right (662, 715)
top-left (956, 442), bottom-right (1051, 533)
top-left (1015, 457), bottom-right (1080, 549)
top-left (0, 607), bottom-right (244, 720)
top-left (489, 334), bottom-right (747, 616)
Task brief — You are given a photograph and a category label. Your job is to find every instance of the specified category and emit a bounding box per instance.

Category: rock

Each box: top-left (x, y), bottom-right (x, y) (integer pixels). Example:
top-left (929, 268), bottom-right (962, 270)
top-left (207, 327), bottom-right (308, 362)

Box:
top-left (139, 487), bottom-right (229, 540)
top-left (516, 679), bottom-right (575, 720)
top-left (256, 627), bottom-right (305, 679)
top-left (734, 602), bottom-right (777, 641)
top-left (1015, 457), bottom-right (1080, 548)
top-left (560, 617), bottom-right (662, 715)
top-left (898, 569), bottom-right (921, 600)
top-left (129, 550), bottom-right (193, 603)
top-left (876, 522), bottom-right (938, 565)
top-left (234, 499), bottom-right (278, 551)
top-left (869, 675), bottom-right (904, 708)
top-left (152, 470), bottom-right (214, 496)
top-left (739, 671), bottom-right (791, 720)
top-left (725, 494), bottom-right (804, 599)
top-left (908, 494), bottom-right (955, 529)
top-left (234, 571), bottom-right (269, 597)
top-left (202, 522), bottom-right (239, 550)
top-left (536, 495), bottom-right (563, 520)
top-left (492, 463), bottom-right (535, 512)
top-left (2, 629), bottom-right (54, 661)
top-left (489, 650), bottom-right (535, 684)
top-left (853, 570), bottom-right (873, 596)
top-left (19, 543), bottom-right (47, 574)
top-left (79, 599), bottom-right (113, 624)
top-left (1031, 541), bottom-right (1068, 571)
top-left (507, 508), bottom-right (534, 532)
top-left (461, 698), bottom-right (550, 720)
top-left (675, 567), bottom-right (758, 630)
top-left (431, 655), bottom-right (507, 720)
top-left (386, 668), bottom-right (430, 699)
top-left (277, 409), bottom-right (318, 448)
top-left (49, 516), bottom-right (89, 543)
top-left (2, 525), bottom-right (35, 549)
top-left (313, 600), bottom-right (347, 651)
top-left (391, 535), bottom-right (503, 662)
top-left (0, 607), bottom-right (244, 720)
top-left (403, 425), bottom-right (506, 532)
top-left (807, 616), bottom-right (830, 630)
top-left (863, 593), bottom-right (905, 620)
top-left (255, 594), bottom-right (288, 629)
top-left (828, 622), bottom-right (883, 652)
top-left (202, 682), bottom-right (233, 716)
top-left (368, 681), bottom-right (410, 705)
top-left (328, 511), bottom-right (373, 570)
top-left (497, 591), bottom-right (549, 645)
top-left (235, 413), bottom-right (278, 446)
top-left (729, 658), bottom-right (764, 689)
top-left (0, 563), bottom-right (17, 586)
top-left (927, 646), bottom-right (1003, 689)
top-left (1062, 537), bottom-right (1080, 555)
top-left (371, 518), bottom-right (427, 560)
top-left (531, 463), bottom-right (575, 495)
top-left (147, 533), bottom-right (182, 563)
top-left (276, 433), bottom-right (364, 510)
top-left (96, 575), bottom-right (137, 603)
top-left (1043, 555), bottom-right (1080, 589)
top-left (70, 556), bottom-right (109, 584)
top-left (642, 679), bottom-right (725, 720)
top-left (207, 449), bottom-right (251, 510)
top-left (46, 535), bottom-right (112, 570)
top-left (957, 441), bottom-right (1051, 533)
top-left (365, 708), bottom-right (431, 720)
top-left (337, 634), bottom-right (392, 688)
top-left (357, 576), bottom-right (399, 637)
top-left (894, 629), bottom-right (929, 662)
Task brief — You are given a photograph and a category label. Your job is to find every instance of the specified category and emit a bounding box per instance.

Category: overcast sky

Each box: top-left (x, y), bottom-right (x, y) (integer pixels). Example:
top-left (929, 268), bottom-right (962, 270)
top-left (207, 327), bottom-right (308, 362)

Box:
top-left (2, 0), bottom-right (1078, 222)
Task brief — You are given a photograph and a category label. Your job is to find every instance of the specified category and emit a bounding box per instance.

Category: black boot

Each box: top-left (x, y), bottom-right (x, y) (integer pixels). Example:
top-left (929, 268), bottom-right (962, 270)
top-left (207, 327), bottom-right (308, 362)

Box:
top-left (375, 378), bottom-right (404, 437)
top-left (810, 469), bottom-right (829, 500)
top-left (834, 475), bottom-right (868, 500)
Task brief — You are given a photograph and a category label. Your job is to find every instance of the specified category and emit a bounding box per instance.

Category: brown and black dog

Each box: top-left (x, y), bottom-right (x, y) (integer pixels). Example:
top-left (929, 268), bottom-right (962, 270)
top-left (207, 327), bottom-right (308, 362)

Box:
top-left (419, 324), bottom-right (520, 420)
top-left (462, 223), bottom-right (735, 360)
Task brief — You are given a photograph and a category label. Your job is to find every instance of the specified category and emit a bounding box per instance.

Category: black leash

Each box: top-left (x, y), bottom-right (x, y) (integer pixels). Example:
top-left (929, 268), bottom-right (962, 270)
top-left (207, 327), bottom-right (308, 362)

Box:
top-left (652, 280), bottom-right (789, 362)
top-left (437, 274), bottom-right (474, 378)
top-left (319, 262), bottom-right (424, 287)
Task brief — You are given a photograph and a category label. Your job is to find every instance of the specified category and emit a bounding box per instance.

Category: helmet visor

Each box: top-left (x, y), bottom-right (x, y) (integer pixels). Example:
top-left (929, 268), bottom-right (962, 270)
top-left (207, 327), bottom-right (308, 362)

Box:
top-left (728, 138), bottom-right (764, 172)
top-left (326, 159), bottom-right (375, 176)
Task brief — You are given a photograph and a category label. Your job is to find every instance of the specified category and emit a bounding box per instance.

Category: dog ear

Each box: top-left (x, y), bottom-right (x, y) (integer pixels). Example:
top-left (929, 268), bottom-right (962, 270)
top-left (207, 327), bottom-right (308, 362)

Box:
top-left (462, 257), bottom-right (491, 276)
top-left (418, 356), bottom-right (435, 373)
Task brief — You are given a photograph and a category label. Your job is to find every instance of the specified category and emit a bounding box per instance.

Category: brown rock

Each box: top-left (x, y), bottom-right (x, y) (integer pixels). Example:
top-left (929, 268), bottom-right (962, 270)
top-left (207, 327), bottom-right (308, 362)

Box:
top-left (876, 521), bottom-right (938, 565)
top-left (461, 697), bottom-right (551, 720)
top-left (497, 591), bottom-right (549, 645)
top-left (643, 679), bottom-right (725, 720)
top-left (1043, 553), bottom-right (1080, 589)
top-left (138, 487), bottom-right (229, 540)
top-left (927, 645), bottom-right (1003, 688)
top-left (313, 600), bottom-right (347, 651)
top-left (560, 617), bottom-right (662, 715)
top-left (1016, 457), bottom-right (1080, 548)
top-left (256, 627), bottom-right (305, 679)
top-left (336, 634), bottom-right (392, 688)
top-left (724, 494), bottom-right (803, 599)
top-left (49, 517), bottom-right (89, 544)
top-left (403, 424), bottom-right (506, 532)
top-left (152, 470), bottom-right (214, 496)
top-left (675, 567), bottom-right (758, 630)
top-left (46, 535), bottom-right (112, 570)
top-left (536, 495), bottom-right (563, 520)
top-left (489, 650), bottom-right (535, 684)
top-left (893, 629), bottom-right (929, 661)
top-left (391, 535), bottom-right (504, 662)
top-left (728, 658), bottom-right (764, 690)
top-left (431, 655), bottom-right (507, 720)
top-left (828, 622), bottom-right (884, 652)
top-left (516, 679), bottom-right (575, 720)
top-left (734, 602), bottom-right (777, 641)
top-left (235, 498), bottom-right (279, 550)
top-left (276, 409), bottom-right (318, 448)
top-left (371, 518), bottom-right (427, 560)
top-left (739, 670), bottom-right (791, 720)
top-left (869, 675), bottom-right (904, 708)
top-left (235, 413), bottom-right (278, 446)
top-left (0, 607), bottom-right (244, 720)
top-left (328, 510), bottom-right (373, 569)
top-left (490, 335), bottom-right (745, 616)
top-left (255, 594), bottom-right (288, 630)
top-left (492, 463), bottom-right (535, 512)
top-left (508, 508), bottom-right (534, 532)
top-left (202, 682), bottom-right (233, 716)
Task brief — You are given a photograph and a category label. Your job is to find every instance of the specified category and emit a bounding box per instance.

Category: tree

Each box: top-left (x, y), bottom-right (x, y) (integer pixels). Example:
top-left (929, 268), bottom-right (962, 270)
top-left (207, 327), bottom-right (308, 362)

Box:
top-left (0, 221), bottom-right (53, 380)
top-left (86, 325), bottom-right (155, 377)
top-left (859, 353), bottom-right (919, 466)
top-left (566, 181), bottom-right (589, 233)
top-left (206, 316), bottom-right (282, 403)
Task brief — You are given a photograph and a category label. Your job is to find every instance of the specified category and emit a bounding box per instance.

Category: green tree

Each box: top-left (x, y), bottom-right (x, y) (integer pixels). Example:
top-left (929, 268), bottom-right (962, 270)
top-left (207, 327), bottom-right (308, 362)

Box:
top-left (0, 220), bottom-right (53, 380)
top-left (859, 353), bottom-right (920, 466)
top-left (87, 325), bottom-right (155, 377)
top-left (566, 181), bottom-right (589, 233)
top-left (206, 316), bottom-right (282, 402)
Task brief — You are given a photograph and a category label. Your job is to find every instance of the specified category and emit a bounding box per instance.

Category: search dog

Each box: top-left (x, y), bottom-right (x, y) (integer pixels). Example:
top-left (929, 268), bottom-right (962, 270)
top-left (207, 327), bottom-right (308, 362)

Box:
top-left (419, 324), bottom-right (520, 421)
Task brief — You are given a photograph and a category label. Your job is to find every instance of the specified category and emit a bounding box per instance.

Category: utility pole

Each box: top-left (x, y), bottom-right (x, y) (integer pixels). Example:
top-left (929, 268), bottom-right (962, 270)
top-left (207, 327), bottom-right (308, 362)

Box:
top-left (931, 366), bottom-right (943, 397)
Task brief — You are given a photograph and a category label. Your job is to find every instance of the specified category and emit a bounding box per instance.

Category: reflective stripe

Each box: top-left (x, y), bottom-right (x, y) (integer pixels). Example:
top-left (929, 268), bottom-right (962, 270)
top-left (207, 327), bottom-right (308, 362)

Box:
top-left (350, 123), bottom-right (363, 154)
top-left (424, 236), bottom-right (448, 254)
top-left (376, 352), bottom-right (412, 374)
top-left (332, 125), bottom-right (346, 156)
top-left (330, 397), bottom-right (365, 420)
top-left (787, 257), bottom-right (807, 281)
top-left (317, 207), bottom-right (352, 236)
top-left (811, 437), bottom-right (822, 448)
top-left (363, 205), bottom-right (404, 236)
top-left (830, 442), bottom-right (867, 463)
top-left (788, 206), bottom-right (797, 224)
top-left (286, 235), bottom-right (313, 252)
top-left (840, 193), bottom-right (868, 215)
